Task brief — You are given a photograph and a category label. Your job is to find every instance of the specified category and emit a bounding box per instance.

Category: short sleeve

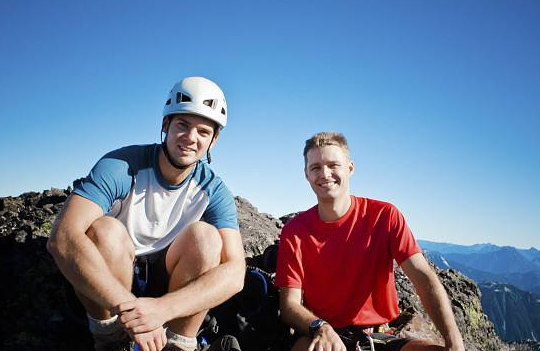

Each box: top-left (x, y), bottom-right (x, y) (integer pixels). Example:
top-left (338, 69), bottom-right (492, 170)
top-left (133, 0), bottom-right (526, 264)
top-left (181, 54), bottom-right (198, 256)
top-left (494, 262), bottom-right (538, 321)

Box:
top-left (202, 182), bottom-right (239, 230)
top-left (388, 205), bottom-right (422, 266)
top-left (275, 225), bottom-right (304, 289)
top-left (72, 151), bottom-right (133, 214)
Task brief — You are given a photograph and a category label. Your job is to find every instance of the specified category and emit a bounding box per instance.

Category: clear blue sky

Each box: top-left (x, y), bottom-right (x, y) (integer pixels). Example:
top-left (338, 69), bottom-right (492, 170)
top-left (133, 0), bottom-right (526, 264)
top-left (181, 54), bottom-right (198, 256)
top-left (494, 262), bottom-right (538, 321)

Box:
top-left (1, 0), bottom-right (538, 249)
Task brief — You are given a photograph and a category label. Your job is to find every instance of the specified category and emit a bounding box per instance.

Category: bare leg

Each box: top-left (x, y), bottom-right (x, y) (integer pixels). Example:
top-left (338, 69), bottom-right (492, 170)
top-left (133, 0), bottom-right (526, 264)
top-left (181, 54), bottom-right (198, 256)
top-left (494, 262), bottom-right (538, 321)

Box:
top-left (165, 222), bottom-right (223, 337)
top-left (74, 216), bottom-right (135, 319)
top-left (291, 335), bottom-right (444, 351)
top-left (291, 336), bottom-right (311, 351)
top-left (400, 339), bottom-right (445, 351)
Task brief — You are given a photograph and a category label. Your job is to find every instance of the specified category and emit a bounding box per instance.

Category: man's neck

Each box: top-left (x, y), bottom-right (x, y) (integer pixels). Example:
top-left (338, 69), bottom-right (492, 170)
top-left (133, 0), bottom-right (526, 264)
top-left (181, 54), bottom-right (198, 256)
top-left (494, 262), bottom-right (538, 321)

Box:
top-left (158, 148), bottom-right (195, 186)
top-left (317, 194), bottom-right (352, 222)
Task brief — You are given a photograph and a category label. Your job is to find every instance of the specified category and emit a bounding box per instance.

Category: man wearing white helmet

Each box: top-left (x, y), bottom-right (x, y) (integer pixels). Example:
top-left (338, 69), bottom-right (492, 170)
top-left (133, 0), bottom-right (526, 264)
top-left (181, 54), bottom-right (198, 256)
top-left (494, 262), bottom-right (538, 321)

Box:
top-left (48, 77), bottom-right (245, 351)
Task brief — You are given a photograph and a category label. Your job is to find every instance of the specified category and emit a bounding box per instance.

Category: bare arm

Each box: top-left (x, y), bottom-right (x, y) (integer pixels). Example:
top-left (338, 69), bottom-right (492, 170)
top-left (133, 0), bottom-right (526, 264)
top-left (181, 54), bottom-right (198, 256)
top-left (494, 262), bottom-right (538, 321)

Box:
top-left (158, 227), bottom-right (246, 320)
top-left (280, 287), bottom-right (317, 334)
top-left (280, 287), bottom-right (345, 351)
top-left (46, 194), bottom-right (134, 309)
top-left (401, 253), bottom-right (465, 350)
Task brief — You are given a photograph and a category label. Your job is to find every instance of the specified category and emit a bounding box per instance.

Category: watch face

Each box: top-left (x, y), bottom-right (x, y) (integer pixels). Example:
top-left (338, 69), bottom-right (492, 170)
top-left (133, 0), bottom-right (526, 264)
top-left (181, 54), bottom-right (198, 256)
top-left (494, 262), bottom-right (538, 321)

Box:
top-left (311, 319), bottom-right (324, 328)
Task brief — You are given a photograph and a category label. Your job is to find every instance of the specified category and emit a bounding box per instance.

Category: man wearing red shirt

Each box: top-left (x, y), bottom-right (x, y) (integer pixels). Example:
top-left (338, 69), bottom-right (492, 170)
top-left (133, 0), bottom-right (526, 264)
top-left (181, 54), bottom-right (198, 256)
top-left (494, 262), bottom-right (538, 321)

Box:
top-left (275, 132), bottom-right (464, 351)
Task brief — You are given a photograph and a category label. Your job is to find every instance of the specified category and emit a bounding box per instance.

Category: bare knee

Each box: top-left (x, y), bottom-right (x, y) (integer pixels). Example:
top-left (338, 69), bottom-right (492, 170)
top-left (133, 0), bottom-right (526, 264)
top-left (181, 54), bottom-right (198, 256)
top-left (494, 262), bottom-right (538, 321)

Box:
top-left (400, 339), bottom-right (445, 351)
top-left (87, 216), bottom-right (135, 263)
top-left (166, 221), bottom-right (223, 274)
top-left (291, 336), bottom-right (311, 351)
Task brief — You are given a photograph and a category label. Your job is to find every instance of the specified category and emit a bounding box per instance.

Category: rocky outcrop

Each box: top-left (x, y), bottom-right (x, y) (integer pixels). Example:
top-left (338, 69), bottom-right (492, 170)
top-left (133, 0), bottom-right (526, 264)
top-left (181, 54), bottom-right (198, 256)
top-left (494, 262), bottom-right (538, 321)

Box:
top-left (479, 282), bottom-right (540, 342)
top-left (0, 189), bottom-right (535, 350)
top-left (394, 266), bottom-right (507, 350)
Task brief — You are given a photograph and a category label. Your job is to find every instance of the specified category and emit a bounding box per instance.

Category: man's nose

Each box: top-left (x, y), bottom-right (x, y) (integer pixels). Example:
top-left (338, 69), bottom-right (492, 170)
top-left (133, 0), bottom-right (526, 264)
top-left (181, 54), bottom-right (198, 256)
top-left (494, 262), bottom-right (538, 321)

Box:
top-left (185, 127), bottom-right (198, 142)
top-left (322, 165), bottom-right (332, 177)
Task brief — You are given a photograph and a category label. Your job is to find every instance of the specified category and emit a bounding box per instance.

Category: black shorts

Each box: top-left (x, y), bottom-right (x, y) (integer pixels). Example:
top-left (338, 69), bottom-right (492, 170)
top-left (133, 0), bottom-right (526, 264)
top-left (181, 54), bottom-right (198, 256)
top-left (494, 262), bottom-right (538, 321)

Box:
top-left (335, 326), bottom-right (410, 351)
top-left (132, 248), bottom-right (170, 297)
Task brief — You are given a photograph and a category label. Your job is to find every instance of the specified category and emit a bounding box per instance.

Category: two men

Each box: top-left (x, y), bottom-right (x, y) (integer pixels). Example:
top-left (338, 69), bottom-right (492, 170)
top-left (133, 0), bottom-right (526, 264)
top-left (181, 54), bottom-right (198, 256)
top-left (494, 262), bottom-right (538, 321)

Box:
top-left (47, 77), bottom-right (245, 351)
top-left (275, 132), bottom-right (465, 351)
top-left (48, 75), bottom-right (464, 351)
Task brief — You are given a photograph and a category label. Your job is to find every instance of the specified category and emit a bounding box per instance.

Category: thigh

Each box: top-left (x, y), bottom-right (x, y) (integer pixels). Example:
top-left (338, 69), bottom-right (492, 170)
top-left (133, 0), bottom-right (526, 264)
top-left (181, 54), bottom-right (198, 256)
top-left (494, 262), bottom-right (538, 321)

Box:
top-left (373, 335), bottom-right (411, 351)
top-left (164, 221), bottom-right (222, 275)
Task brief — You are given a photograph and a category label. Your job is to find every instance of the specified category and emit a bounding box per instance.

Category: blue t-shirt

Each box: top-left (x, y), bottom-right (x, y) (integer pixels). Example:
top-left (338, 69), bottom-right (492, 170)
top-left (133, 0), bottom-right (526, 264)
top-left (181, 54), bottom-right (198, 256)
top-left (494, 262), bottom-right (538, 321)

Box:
top-left (73, 144), bottom-right (238, 256)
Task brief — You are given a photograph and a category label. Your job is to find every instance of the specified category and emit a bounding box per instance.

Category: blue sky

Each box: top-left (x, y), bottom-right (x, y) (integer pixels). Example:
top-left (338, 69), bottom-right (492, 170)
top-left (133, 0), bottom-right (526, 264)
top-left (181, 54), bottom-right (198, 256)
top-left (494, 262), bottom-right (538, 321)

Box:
top-left (0, 0), bottom-right (538, 249)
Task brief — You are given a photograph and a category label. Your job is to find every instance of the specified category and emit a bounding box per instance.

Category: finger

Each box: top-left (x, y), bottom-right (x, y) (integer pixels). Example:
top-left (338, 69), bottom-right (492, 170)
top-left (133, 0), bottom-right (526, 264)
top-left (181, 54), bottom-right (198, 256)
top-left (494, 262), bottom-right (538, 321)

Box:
top-left (139, 342), bottom-right (149, 351)
top-left (124, 317), bottom-right (144, 331)
top-left (131, 324), bottom-right (155, 335)
top-left (117, 300), bottom-right (137, 313)
top-left (120, 310), bottom-right (142, 325)
top-left (155, 331), bottom-right (165, 351)
top-left (161, 329), bottom-right (168, 349)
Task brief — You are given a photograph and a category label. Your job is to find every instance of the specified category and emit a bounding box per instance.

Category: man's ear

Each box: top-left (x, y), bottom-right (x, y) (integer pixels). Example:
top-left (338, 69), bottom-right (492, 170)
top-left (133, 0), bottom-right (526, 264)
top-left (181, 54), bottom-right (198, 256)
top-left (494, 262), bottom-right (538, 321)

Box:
top-left (349, 160), bottom-right (355, 175)
top-left (162, 116), bottom-right (170, 133)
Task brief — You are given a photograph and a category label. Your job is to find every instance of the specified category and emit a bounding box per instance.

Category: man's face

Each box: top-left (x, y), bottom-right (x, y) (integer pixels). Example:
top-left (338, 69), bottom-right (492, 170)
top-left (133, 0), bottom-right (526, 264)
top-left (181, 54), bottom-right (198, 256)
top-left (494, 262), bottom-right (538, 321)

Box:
top-left (305, 145), bottom-right (354, 202)
top-left (163, 114), bottom-right (218, 168)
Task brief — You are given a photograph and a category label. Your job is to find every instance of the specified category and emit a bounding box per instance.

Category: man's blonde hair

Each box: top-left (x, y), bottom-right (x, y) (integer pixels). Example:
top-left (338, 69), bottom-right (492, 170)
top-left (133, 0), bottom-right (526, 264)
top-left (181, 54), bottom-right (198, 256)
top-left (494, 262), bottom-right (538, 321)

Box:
top-left (303, 132), bottom-right (350, 165)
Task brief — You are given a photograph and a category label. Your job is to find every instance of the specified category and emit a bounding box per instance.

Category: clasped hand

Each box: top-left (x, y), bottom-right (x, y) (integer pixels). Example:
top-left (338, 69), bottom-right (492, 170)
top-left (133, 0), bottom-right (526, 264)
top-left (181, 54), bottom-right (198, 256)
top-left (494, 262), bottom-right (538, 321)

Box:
top-left (112, 297), bottom-right (168, 334)
top-left (112, 297), bottom-right (169, 351)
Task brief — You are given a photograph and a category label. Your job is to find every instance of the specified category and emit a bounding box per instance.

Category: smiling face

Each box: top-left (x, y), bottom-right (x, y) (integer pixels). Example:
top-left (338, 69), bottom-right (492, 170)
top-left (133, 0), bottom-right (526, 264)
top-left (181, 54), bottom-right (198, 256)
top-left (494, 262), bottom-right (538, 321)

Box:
top-left (305, 145), bottom-right (354, 203)
top-left (162, 113), bottom-right (218, 168)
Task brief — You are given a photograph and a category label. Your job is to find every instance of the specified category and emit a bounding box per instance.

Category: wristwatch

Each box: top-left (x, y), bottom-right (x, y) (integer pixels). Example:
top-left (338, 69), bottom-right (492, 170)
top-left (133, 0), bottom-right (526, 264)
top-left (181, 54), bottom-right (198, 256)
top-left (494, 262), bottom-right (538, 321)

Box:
top-left (308, 319), bottom-right (328, 337)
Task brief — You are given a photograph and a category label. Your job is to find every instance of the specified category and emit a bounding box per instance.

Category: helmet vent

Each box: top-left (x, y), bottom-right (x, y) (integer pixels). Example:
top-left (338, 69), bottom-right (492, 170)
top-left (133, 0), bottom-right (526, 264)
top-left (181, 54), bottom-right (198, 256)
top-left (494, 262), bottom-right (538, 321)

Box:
top-left (221, 108), bottom-right (226, 116)
top-left (203, 99), bottom-right (216, 108)
top-left (165, 98), bottom-right (171, 105)
top-left (176, 93), bottom-right (192, 103)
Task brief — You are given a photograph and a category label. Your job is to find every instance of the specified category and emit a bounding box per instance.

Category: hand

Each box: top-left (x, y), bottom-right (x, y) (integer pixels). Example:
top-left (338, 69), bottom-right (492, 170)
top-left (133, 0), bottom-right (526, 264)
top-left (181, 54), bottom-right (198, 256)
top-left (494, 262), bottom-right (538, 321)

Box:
top-left (444, 332), bottom-right (465, 351)
top-left (113, 297), bottom-right (169, 334)
top-left (308, 324), bottom-right (346, 351)
top-left (444, 343), bottom-right (465, 351)
top-left (132, 326), bottom-right (168, 351)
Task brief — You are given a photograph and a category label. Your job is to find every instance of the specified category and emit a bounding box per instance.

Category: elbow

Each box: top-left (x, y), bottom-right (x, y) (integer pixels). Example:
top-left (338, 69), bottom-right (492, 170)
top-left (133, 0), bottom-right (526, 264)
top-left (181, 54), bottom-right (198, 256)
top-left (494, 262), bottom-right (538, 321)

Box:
top-left (46, 229), bottom-right (66, 261)
top-left (46, 234), bottom-right (59, 257)
top-left (230, 259), bottom-right (246, 294)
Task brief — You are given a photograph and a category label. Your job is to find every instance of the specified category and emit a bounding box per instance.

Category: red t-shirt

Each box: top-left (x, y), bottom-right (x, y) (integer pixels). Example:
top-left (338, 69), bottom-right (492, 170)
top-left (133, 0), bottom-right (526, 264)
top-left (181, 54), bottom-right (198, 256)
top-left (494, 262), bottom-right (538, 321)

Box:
top-left (275, 196), bottom-right (421, 328)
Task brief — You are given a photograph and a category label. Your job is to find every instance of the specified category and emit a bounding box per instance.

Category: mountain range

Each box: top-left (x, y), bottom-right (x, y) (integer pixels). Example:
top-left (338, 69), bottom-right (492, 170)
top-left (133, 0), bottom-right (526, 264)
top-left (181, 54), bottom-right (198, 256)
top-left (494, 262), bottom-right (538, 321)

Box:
top-left (419, 240), bottom-right (540, 295)
top-left (419, 239), bottom-right (540, 342)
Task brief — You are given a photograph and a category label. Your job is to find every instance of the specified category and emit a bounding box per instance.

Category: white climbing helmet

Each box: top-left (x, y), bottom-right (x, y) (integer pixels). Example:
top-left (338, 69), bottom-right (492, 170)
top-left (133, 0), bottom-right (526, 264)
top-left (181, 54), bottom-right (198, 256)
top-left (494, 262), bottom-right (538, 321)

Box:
top-left (163, 76), bottom-right (227, 128)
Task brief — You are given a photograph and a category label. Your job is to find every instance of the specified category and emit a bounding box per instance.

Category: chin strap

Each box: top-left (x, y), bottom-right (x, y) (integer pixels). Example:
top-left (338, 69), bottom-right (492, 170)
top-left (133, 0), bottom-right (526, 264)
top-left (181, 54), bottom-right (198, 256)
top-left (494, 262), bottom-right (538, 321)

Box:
top-left (161, 140), bottom-right (194, 170)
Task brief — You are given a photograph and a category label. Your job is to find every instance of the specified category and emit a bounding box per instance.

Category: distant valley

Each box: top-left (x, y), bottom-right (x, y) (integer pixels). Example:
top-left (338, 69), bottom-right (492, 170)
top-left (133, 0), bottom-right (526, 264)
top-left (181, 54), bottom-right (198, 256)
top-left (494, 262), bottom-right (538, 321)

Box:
top-left (419, 240), bottom-right (540, 342)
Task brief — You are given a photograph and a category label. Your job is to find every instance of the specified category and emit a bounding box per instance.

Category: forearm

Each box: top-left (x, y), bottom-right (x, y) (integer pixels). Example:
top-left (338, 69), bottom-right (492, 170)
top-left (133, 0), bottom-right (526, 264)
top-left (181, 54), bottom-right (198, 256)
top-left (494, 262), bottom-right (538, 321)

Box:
top-left (160, 258), bottom-right (245, 321)
top-left (48, 228), bottom-right (134, 309)
top-left (280, 295), bottom-right (319, 335)
top-left (414, 273), bottom-right (463, 347)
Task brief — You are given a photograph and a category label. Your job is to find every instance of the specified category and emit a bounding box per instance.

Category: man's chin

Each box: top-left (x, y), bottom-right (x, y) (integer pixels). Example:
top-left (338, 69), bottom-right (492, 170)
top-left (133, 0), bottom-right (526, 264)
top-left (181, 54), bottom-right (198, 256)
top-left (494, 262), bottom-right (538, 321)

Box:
top-left (171, 156), bottom-right (197, 168)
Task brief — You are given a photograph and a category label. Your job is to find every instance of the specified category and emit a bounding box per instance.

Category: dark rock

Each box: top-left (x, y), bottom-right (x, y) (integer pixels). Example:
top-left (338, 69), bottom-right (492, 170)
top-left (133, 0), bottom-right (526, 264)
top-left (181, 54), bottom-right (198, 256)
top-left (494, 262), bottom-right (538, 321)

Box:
top-left (0, 189), bottom-right (535, 351)
top-left (235, 196), bottom-right (281, 257)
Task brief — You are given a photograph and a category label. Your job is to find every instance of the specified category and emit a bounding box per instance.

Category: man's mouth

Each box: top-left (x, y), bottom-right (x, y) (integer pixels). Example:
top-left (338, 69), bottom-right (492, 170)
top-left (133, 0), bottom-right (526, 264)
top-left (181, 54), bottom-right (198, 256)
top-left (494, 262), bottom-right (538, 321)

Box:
top-left (318, 180), bottom-right (338, 189)
top-left (177, 145), bottom-right (196, 154)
